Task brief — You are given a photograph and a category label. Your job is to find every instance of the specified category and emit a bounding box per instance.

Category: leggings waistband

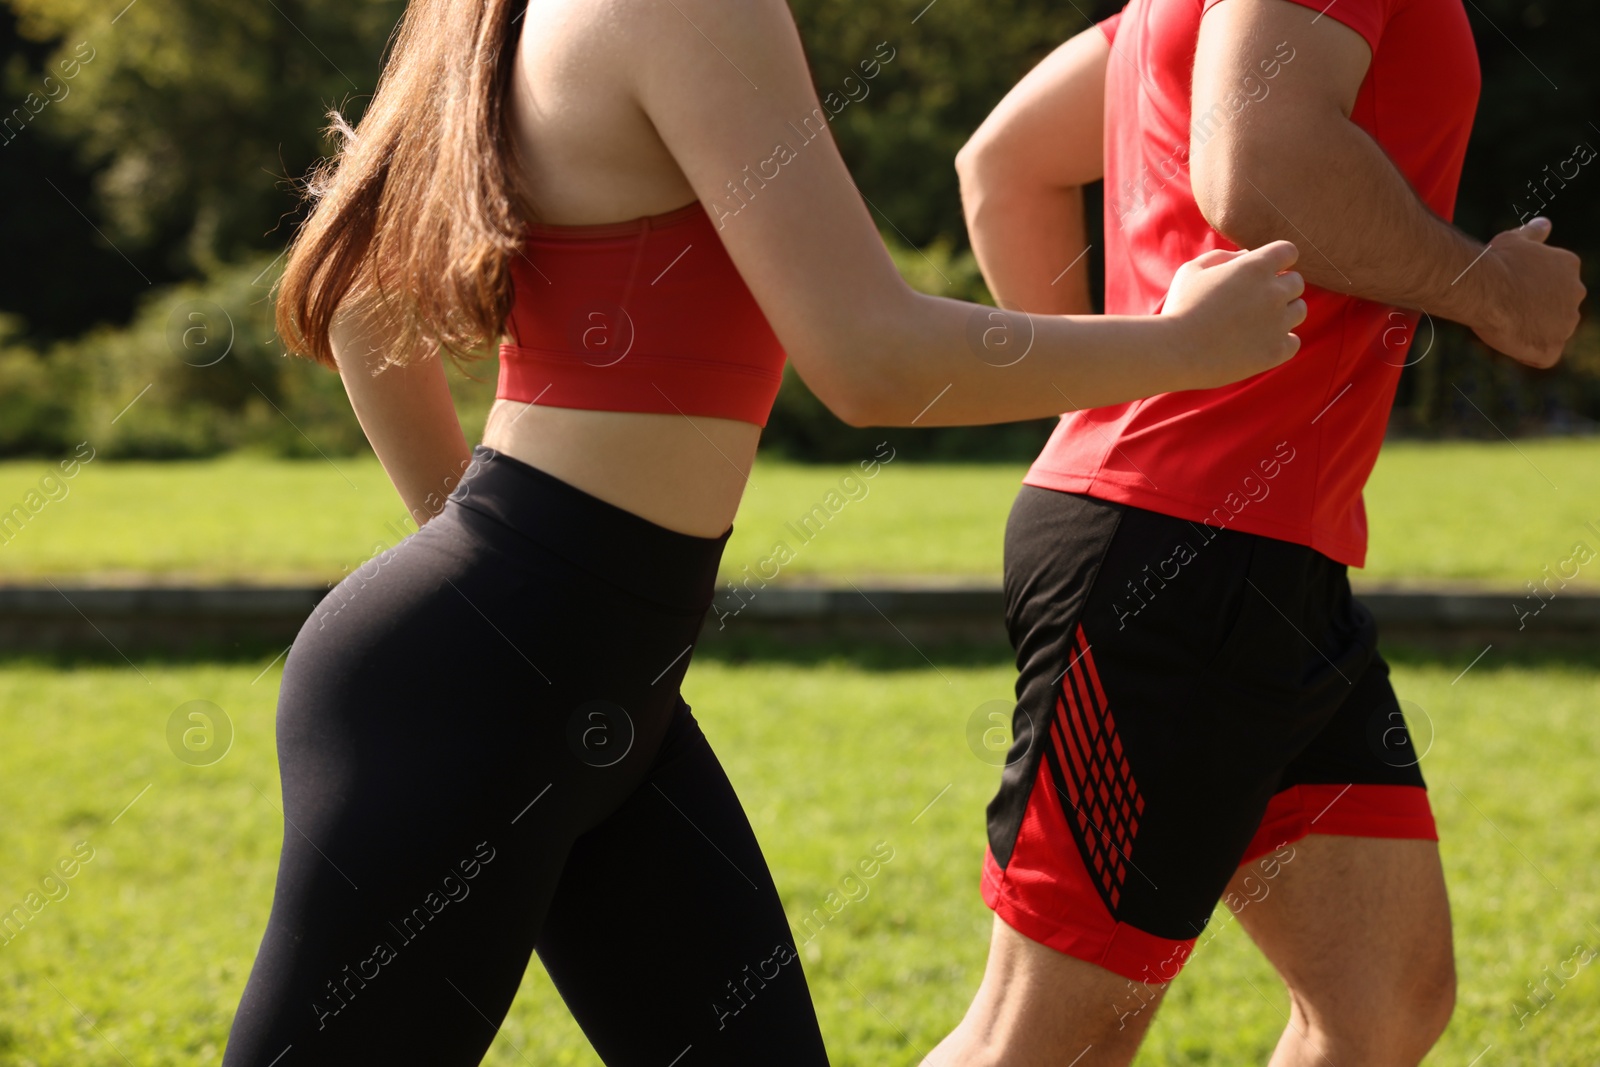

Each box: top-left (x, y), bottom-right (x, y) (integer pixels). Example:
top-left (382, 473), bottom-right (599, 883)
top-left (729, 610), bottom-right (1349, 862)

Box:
top-left (446, 446), bottom-right (729, 613)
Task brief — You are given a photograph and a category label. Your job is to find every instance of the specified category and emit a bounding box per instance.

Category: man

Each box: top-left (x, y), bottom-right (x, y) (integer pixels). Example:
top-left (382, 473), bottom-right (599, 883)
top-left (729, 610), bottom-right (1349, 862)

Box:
top-left (929, 2), bottom-right (1585, 1064)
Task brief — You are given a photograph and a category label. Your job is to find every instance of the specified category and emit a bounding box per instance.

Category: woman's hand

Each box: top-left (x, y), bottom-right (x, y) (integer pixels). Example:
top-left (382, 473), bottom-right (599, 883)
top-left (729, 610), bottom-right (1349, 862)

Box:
top-left (1162, 240), bottom-right (1307, 390)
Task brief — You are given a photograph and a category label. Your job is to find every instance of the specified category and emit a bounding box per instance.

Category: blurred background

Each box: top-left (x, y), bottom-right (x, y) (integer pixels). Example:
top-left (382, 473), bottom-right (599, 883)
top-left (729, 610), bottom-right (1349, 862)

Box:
top-left (3, 0), bottom-right (1597, 465)
top-left (1, 2), bottom-right (1598, 1065)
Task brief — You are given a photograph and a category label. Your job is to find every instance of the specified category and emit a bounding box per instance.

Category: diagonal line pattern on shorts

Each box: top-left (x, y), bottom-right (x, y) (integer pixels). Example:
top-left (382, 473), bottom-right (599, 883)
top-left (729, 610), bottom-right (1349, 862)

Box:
top-left (1044, 624), bottom-right (1156, 905)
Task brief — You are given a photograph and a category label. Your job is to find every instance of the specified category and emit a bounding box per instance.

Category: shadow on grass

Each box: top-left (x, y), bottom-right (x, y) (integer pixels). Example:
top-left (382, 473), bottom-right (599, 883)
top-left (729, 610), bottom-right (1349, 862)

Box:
top-left (1381, 638), bottom-right (1600, 673)
top-left (3, 631), bottom-right (1597, 675)
top-left (698, 634), bottom-right (1600, 674)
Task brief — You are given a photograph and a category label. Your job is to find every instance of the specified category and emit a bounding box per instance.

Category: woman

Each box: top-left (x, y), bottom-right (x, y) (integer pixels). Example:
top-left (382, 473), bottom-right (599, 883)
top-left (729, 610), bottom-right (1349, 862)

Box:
top-left (222, 0), bottom-right (1306, 1062)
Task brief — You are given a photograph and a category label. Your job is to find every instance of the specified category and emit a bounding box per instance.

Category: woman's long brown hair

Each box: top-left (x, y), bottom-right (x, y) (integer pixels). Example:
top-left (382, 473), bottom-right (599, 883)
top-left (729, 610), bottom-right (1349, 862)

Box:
top-left (274, 0), bottom-right (530, 368)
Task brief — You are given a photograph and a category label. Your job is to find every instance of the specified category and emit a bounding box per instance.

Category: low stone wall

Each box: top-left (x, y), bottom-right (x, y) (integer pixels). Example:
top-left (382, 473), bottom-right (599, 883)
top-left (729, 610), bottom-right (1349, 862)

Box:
top-left (0, 583), bottom-right (1593, 656)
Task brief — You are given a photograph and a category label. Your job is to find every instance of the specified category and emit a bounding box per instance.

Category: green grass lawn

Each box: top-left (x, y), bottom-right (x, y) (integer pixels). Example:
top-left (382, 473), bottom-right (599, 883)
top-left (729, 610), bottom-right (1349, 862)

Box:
top-left (0, 645), bottom-right (1595, 1065)
top-left (1, 439), bottom-right (1598, 587)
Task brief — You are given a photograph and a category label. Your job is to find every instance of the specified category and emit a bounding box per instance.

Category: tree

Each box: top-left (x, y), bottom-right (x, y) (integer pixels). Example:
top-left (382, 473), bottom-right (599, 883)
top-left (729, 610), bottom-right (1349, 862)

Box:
top-left (6, 0), bottom-right (404, 287)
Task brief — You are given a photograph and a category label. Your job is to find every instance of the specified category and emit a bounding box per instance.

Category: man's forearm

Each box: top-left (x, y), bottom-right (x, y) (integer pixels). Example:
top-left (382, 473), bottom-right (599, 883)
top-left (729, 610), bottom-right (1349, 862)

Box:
top-left (962, 181), bottom-right (1094, 316)
top-left (1198, 117), bottom-right (1491, 326)
top-left (954, 24), bottom-right (1110, 318)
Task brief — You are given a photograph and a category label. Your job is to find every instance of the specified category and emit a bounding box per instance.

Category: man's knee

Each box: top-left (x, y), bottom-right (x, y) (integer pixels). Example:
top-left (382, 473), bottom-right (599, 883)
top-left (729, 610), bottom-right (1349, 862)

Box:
top-left (1388, 926), bottom-right (1457, 1049)
top-left (1405, 951), bottom-right (1457, 1048)
top-left (1299, 949), bottom-right (1455, 1064)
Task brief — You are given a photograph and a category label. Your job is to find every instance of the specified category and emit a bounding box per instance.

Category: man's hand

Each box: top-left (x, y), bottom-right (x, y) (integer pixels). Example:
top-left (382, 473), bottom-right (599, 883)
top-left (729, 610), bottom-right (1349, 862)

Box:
top-left (1191, 0), bottom-right (1586, 365)
top-left (1466, 217), bottom-right (1586, 369)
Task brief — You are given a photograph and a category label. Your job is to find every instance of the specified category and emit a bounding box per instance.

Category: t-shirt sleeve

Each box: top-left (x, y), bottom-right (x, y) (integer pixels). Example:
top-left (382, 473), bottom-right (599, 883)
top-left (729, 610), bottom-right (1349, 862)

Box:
top-left (1099, 11), bottom-right (1124, 45)
top-left (1201, 0), bottom-right (1388, 53)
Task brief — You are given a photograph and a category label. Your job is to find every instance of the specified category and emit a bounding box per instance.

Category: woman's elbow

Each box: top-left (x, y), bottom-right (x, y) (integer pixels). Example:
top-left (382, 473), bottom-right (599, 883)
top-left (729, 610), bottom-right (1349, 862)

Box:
top-left (787, 341), bottom-right (895, 429)
top-left (832, 397), bottom-right (882, 429)
top-left (811, 372), bottom-right (886, 429)
top-left (782, 281), bottom-right (921, 429)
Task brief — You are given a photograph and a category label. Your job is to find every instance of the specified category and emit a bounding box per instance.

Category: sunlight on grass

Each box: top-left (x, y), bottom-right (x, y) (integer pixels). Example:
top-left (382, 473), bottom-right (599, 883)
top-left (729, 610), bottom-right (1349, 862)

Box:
top-left (0, 440), bottom-right (1597, 587)
top-left (0, 648), bottom-right (1594, 1064)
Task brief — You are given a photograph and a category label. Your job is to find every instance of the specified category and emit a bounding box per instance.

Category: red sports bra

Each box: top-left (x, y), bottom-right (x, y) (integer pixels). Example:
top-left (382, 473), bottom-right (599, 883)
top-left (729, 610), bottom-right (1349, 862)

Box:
top-left (497, 201), bottom-right (788, 427)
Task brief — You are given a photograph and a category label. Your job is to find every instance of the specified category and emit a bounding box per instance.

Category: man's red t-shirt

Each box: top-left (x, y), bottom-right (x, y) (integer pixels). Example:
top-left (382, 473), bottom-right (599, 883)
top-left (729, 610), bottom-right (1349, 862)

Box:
top-left (1023, 0), bottom-right (1481, 567)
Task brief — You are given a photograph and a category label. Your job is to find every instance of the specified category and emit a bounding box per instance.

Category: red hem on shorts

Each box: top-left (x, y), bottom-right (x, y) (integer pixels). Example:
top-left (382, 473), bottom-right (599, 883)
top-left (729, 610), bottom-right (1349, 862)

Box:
top-left (982, 783), bottom-right (1436, 984)
top-left (982, 846), bottom-right (1195, 985)
top-left (1239, 783), bottom-right (1438, 866)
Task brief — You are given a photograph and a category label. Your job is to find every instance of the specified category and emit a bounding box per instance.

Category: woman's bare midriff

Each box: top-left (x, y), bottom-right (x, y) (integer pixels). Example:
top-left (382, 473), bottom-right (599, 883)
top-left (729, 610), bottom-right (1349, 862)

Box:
top-left (480, 400), bottom-right (760, 538)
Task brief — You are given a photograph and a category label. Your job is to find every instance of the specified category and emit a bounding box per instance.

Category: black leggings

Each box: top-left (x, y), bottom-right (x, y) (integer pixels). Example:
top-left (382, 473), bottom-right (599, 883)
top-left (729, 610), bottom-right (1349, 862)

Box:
top-left (223, 447), bottom-right (829, 1066)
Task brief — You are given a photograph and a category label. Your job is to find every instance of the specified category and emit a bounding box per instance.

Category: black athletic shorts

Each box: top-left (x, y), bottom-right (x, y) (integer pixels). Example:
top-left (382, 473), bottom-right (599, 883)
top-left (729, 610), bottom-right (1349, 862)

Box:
top-left (981, 487), bottom-right (1436, 984)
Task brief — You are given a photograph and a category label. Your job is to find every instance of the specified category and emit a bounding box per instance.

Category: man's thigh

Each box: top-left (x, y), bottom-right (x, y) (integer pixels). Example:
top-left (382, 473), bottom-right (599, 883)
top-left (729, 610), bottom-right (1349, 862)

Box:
top-left (1224, 834), bottom-right (1454, 1030)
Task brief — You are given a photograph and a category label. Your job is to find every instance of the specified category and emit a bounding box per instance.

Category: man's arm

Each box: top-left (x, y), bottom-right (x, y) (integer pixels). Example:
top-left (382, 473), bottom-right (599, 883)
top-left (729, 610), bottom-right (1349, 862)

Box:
top-left (955, 25), bottom-right (1110, 316)
top-left (1191, 0), bottom-right (1584, 368)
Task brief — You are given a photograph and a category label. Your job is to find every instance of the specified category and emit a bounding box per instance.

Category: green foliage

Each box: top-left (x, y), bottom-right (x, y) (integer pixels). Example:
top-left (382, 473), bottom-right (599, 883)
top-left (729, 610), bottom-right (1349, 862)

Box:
top-left (7, 0), bottom-right (404, 270)
top-left (789, 0), bottom-right (1099, 245)
top-left (13, 258), bottom-right (498, 462)
top-left (2, 0), bottom-right (1598, 454)
top-left (0, 316), bottom-right (78, 455)
top-left (46, 256), bottom-right (355, 458)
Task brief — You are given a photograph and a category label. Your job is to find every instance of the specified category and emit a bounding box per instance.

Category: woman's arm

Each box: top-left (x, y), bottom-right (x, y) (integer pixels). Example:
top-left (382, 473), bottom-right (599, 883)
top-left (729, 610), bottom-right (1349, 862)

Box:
top-left (628, 0), bottom-right (1303, 428)
top-left (329, 304), bottom-right (473, 527)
